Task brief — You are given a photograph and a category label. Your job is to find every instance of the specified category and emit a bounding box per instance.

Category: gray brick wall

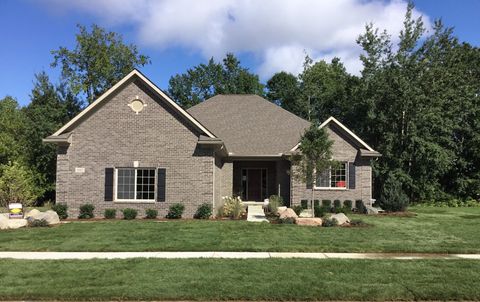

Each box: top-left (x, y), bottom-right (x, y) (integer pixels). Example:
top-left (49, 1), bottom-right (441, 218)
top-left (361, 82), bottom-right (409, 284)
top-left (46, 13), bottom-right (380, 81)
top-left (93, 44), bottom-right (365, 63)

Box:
top-left (213, 157), bottom-right (233, 214)
top-left (55, 78), bottom-right (214, 218)
top-left (290, 125), bottom-right (373, 208)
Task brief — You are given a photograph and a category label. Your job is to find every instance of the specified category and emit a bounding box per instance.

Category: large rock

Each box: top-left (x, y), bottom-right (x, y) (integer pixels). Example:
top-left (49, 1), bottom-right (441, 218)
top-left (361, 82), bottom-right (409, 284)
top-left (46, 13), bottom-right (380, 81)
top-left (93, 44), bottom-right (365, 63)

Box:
top-left (25, 209), bottom-right (41, 219)
top-left (8, 219), bottom-right (28, 229)
top-left (276, 206), bottom-right (287, 215)
top-left (0, 214), bottom-right (9, 230)
top-left (295, 217), bottom-right (322, 226)
top-left (366, 206), bottom-right (384, 215)
top-left (25, 209), bottom-right (60, 225)
top-left (329, 213), bottom-right (350, 225)
top-left (1, 214), bottom-right (28, 230)
top-left (279, 208), bottom-right (298, 219)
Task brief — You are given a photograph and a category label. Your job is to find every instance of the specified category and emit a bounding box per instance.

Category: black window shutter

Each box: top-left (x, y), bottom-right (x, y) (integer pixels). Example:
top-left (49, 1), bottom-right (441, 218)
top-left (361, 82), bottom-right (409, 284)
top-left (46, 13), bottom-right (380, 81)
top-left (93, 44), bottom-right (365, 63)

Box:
top-left (157, 168), bottom-right (166, 202)
top-left (104, 168), bottom-right (114, 201)
top-left (348, 162), bottom-right (356, 189)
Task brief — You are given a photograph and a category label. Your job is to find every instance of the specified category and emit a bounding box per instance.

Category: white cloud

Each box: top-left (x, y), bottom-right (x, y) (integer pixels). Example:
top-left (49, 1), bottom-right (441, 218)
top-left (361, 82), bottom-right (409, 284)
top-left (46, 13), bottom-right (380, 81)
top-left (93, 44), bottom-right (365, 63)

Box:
top-left (45, 0), bottom-right (431, 78)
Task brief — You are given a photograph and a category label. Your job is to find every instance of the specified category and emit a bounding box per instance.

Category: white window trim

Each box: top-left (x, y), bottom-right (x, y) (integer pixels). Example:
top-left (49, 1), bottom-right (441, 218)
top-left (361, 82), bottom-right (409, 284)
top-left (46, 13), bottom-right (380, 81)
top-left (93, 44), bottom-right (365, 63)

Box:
top-left (313, 162), bottom-right (348, 190)
top-left (114, 168), bottom-right (156, 203)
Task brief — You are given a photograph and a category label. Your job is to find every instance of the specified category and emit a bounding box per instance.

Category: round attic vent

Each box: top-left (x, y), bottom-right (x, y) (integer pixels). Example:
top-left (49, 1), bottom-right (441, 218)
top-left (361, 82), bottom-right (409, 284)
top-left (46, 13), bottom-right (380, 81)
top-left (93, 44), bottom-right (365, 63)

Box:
top-left (128, 98), bottom-right (146, 114)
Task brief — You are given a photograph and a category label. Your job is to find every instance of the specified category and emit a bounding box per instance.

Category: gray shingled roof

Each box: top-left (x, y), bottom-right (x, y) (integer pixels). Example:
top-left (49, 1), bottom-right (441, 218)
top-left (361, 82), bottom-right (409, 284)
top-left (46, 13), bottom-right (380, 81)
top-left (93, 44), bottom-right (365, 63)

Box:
top-left (187, 95), bottom-right (311, 156)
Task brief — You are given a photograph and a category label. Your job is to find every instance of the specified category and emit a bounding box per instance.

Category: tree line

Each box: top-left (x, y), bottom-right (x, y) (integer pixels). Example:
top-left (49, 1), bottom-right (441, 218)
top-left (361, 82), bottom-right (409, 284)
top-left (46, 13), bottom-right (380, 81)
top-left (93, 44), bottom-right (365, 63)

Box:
top-left (1, 3), bottom-right (479, 207)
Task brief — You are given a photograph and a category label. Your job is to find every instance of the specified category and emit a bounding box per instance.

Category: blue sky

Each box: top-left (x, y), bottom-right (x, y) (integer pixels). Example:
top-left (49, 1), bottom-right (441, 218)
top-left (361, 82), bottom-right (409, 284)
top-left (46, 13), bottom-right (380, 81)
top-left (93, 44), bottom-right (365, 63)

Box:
top-left (1, 0), bottom-right (479, 106)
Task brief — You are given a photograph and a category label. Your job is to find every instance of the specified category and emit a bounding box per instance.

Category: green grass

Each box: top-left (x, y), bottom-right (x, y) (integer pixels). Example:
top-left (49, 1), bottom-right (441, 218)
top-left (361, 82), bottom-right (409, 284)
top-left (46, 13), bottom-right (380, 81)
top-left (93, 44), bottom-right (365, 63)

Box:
top-left (1, 206), bottom-right (480, 253)
top-left (0, 258), bottom-right (479, 300)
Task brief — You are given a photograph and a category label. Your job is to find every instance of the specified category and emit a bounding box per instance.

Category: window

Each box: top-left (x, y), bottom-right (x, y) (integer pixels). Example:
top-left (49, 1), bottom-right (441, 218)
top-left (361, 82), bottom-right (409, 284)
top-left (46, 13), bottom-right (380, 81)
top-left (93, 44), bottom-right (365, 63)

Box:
top-left (116, 168), bottom-right (156, 201)
top-left (315, 163), bottom-right (347, 189)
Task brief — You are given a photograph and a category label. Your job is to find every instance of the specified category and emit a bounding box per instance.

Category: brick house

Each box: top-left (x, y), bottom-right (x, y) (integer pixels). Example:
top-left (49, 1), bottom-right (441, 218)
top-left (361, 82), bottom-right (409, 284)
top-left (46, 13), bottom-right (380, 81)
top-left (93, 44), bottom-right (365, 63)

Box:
top-left (44, 69), bottom-right (381, 218)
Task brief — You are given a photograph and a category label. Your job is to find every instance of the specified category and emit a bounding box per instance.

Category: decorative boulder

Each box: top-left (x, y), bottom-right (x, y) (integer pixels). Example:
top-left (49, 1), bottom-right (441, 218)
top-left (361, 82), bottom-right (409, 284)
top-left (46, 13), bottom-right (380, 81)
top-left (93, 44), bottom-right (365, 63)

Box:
top-left (279, 208), bottom-right (298, 219)
top-left (295, 217), bottom-right (322, 226)
top-left (329, 213), bottom-right (350, 225)
top-left (7, 219), bottom-right (28, 229)
top-left (25, 209), bottom-right (60, 225)
top-left (25, 209), bottom-right (41, 219)
top-left (0, 214), bottom-right (9, 230)
top-left (276, 206), bottom-right (287, 215)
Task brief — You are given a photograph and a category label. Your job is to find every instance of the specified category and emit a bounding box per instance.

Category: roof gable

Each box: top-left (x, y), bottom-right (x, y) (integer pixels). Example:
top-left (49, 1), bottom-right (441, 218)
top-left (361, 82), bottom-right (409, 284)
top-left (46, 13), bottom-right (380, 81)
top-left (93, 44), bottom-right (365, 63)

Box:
top-left (50, 69), bottom-right (215, 138)
top-left (291, 116), bottom-right (377, 153)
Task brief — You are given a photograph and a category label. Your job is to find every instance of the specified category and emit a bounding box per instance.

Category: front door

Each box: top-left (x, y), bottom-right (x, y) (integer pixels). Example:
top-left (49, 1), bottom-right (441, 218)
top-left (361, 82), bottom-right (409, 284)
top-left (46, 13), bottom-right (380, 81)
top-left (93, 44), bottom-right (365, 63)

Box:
top-left (247, 169), bottom-right (262, 201)
top-left (242, 168), bottom-right (267, 201)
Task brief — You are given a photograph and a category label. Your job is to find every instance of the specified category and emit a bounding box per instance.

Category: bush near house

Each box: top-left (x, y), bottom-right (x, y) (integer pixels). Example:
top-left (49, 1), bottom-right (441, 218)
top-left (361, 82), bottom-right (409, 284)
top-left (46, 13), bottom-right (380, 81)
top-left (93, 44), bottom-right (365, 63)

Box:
top-left (314, 206), bottom-right (329, 218)
top-left (104, 209), bottom-right (116, 219)
top-left (122, 208), bottom-right (137, 220)
top-left (300, 200), bottom-right (309, 209)
top-left (292, 205), bottom-right (303, 216)
top-left (333, 199), bottom-right (341, 209)
top-left (145, 209), bottom-right (158, 219)
top-left (222, 196), bottom-right (244, 219)
top-left (379, 174), bottom-right (409, 212)
top-left (52, 203), bottom-right (68, 220)
top-left (344, 200), bottom-right (353, 209)
top-left (166, 203), bottom-right (185, 219)
top-left (78, 204), bottom-right (94, 219)
top-left (268, 195), bottom-right (284, 214)
top-left (355, 200), bottom-right (366, 214)
top-left (194, 203), bottom-right (212, 219)
top-left (322, 200), bottom-right (332, 208)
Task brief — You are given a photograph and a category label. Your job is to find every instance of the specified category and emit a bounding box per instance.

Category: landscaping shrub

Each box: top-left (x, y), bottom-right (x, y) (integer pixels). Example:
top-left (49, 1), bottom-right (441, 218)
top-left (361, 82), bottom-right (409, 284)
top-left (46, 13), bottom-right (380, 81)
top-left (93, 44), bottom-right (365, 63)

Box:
top-left (300, 199), bottom-right (308, 209)
top-left (78, 203), bottom-right (94, 219)
top-left (222, 196), bottom-right (245, 219)
top-left (145, 209), bottom-right (158, 219)
top-left (104, 208), bottom-right (116, 219)
top-left (379, 176), bottom-right (409, 212)
top-left (322, 217), bottom-right (338, 227)
top-left (52, 203), bottom-right (68, 220)
top-left (122, 208), bottom-right (138, 220)
top-left (333, 199), bottom-right (341, 209)
top-left (314, 200), bottom-right (320, 207)
top-left (314, 206), bottom-right (328, 218)
top-left (292, 205), bottom-right (303, 216)
top-left (344, 200), bottom-right (353, 209)
top-left (279, 217), bottom-right (296, 224)
top-left (268, 195), bottom-right (284, 214)
top-left (321, 200), bottom-right (332, 208)
top-left (28, 218), bottom-right (49, 227)
top-left (355, 199), bottom-right (366, 214)
top-left (194, 203), bottom-right (212, 219)
top-left (166, 203), bottom-right (185, 219)
top-left (337, 206), bottom-right (352, 215)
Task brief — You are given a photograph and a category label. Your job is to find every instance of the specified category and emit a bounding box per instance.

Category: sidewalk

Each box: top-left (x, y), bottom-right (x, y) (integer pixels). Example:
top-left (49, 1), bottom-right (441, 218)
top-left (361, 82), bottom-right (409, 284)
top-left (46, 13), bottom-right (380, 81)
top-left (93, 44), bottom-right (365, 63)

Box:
top-left (1, 251), bottom-right (479, 260)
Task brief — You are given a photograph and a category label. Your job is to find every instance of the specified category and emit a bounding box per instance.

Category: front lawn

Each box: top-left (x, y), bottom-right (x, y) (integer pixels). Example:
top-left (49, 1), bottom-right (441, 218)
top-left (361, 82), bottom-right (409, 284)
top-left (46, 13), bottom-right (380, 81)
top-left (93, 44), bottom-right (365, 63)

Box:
top-left (0, 206), bottom-right (479, 253)
top-left (0, 258), bottom-right (479, 300)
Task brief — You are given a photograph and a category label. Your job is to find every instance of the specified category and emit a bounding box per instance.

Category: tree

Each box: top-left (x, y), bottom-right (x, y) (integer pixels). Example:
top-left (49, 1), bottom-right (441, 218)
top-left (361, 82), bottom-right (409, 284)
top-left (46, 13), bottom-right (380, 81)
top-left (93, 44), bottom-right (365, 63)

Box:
top-left (51, 24), bottom-right (150, 104)
top-left (291, 124), bottom-right (334, 214)
top-left (0, 96), bottom-right (27, 166)
top-left (266, 71), bottom-right (304, 117)
top-left (168, 53), bottom-right (264, 108)
top-left (0, 161), bottom-right (42, 207)
top-left (22, 72), bottom-right (81, 201)
top-left (299, 58), bottom-right (356, 122)
top-left (379, 170), bottom-right (409, 212)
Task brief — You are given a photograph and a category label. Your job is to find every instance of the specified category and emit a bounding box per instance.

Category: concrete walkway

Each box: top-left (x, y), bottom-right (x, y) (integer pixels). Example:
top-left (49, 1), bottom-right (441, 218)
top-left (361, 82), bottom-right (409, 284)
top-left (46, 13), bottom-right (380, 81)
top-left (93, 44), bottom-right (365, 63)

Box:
top-left (246, 204), bottom-right (269, 222)
top-left (1, 251), bottom-right (479, 260)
